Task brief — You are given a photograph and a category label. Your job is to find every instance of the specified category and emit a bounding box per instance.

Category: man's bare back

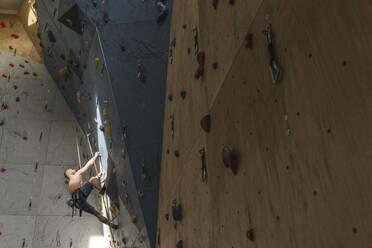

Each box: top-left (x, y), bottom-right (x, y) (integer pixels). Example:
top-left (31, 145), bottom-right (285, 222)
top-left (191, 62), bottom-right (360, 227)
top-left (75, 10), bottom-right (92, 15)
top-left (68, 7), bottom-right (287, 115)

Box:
top-left (69, 173), bottom-right (84, 194)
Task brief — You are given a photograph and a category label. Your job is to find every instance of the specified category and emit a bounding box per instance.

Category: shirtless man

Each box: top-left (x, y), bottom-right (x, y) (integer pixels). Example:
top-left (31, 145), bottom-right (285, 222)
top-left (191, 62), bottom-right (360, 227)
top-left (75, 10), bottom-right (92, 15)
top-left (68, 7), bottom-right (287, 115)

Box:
top-left (64, 152), bottom-right (118, 229)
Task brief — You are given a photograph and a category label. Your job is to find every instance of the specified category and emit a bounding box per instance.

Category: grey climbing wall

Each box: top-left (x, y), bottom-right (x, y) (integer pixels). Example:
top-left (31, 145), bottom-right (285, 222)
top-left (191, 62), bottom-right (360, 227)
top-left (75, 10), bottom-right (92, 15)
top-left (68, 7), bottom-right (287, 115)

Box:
top-left (35, 0), bottom-right (173, 247)
top-left (0, 48), bottom-right (103, 248)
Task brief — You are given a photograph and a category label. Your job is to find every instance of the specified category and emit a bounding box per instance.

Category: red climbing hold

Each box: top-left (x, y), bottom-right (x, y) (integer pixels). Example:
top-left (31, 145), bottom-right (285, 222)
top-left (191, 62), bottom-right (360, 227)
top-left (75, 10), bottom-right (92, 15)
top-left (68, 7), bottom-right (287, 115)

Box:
top-left (24, 72), bottom-right (30, 75)
top-left (0, 121), bottom-right (4, 126)
top-left (16, 96), bottom-right (20, 102)
top-left (245, 33), bottom-right (253, 49)
top-left (0, 21), bottom-right (6, 28)
top-left (33, 72), bottom-right (38, 77)
top-left (0, 231), bottom-right (2, 235)
top-left (14, 85), bottom-right (18, 90)
top-left (197, 52), bottom-right (205, 66)
top-left (2, 74), bottom-right (7, 78)
top-left (8, 45), bottom-right (13, 50)
top-left (201, 115), bottom-right (211, 133)
top-left (23, 136), bottom-right (28, 141)
top-left (222, 146), bottom-right (238, 174)
top-left (11, 34), bottom-right (20, 39)
top-left (9, 64), bottom-right (14, 67)
top-left (19, 64), bottom-right (25, 68)
top-left (2, 103), bottom-right (8, 110)
top-left (0, 168), bottom-right (6, 173)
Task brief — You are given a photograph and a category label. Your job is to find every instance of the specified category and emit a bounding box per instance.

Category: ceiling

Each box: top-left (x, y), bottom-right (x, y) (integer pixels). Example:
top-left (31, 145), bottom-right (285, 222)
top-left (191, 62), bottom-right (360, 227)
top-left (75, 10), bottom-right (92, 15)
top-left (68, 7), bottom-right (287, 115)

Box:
top-left (0, 0), bottom-right (24, 14)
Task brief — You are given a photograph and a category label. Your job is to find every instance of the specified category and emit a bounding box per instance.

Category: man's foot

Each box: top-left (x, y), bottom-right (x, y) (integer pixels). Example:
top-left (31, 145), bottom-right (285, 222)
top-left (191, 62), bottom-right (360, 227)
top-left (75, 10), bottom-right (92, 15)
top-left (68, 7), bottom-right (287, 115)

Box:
top-left (111, 224), bottom-right (119, 230)
top-left (99, 185), bottom-right (106, 195)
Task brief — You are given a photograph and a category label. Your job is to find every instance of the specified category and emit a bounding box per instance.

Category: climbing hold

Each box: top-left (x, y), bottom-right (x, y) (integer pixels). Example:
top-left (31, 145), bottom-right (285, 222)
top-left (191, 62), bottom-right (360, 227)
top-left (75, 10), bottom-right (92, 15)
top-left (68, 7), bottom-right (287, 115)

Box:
top-left (84, 41), bottom-right (89, 48)
top-left (87, 122), bottom-right (91, 130)
top-left (122, 180), bottom-right (127, 188)
top-left (2, 74), bottom-right (7, 78)
top-left (171, 37), bottom-right (176, 47)
top-left (195, 52), bottom-right (206, 79)
top-left (66, 18), bottom-right (73, 26)
top-left (168, 93), bottom-right (173, 101)
top-left (0, 21), bottom-right (6, 28)
top-left (157, 2), bottom-right (168, 24)
top-left (15, 96), bottom-right (20, 102)
top-left (9, 63), bottom-right (14, 67)
top-left (47, 31), bottom-right (56, 43)
top-left (110, 205), bottom-right (117, 215)
top-left (104, 120), bottom-right (112, 136)
top-left (201, 115), bottom-right (211, 132)
top-left (33, 72), bottom-right (38, 77)
top-left (0, 121), bottom-right (4, 126)
top-left (121, 148), bottom-right (126, 159)
top-left (131, 215), bottom-right (137, 223)
top-left (13, 85), bottom-right (18, 90)
top-left (19, 64), bottom-right (25, 68)
top-left (0, 168), bottom-right (6, 173)
top-left (92, 0), bottom-right (98, 7)
top-left (25, 60), bottom-right (28, 63)
top-left (212, 62), bottom-right (218, 69)
top-left (103, 107), bottom-right (108, 116)
top-left (172, 202), bottom-right (182, 221)
top-left (24, 71), bottom-right (30, 75)
top-left (247, 228), bottom-right (255, 242)
top-left (138, 191), bottom-right (144, 198)
top-left (229, 0), bottom-right (235, 5)
top-left (176, 240), bottom-right (183, 248)
top-left (59, 68), bottom-right (71, 79)
top-left (222, 146), bottom-right (238, 174)
top-left (99, 125), bottom-right (105, 132)
top-left (212, 0), bottom-right (218, 9)
top-left (11, 34), bottom-right (20, 39)
top-left (93, 57), bottom-right (99, 69)
top-left (2, 103), bottom-right (8, 110)
top-left (245, 33), bottom-right (253, 49)
top-left (112, 167), bottom-right (117, 174)
top-left (180, 91), bottom-right (186, 100)
top-left (174, 150), bottom-right (180, 157)
top-left (76, 91), bottom-right (81, 104)
top-left (8, 46), bottom-right (13, 50)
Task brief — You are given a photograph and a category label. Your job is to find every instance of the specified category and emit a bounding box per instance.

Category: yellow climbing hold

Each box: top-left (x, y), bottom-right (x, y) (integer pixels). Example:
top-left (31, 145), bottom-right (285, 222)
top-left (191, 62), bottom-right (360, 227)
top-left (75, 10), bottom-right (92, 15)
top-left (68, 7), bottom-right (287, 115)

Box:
top-left (110, 205), bottom-right (117, 215)
top-left (93, 57), bottom-right (99, 69)
top-left (131, 215), bottom-right (137, 223)
top-left (103, 107), bottom-right (108, 116)
top-left (59, 68), bottom-right (71, 79)
top-left (112, 167), bottom-right (117, 174)
top-left (76, 91), bottom-right (81, 104)
top-left (138, 191), bottom-right (144, 199)
top-left (104, 120), bottom-right (112, 137)
top-left (87, 122), bottom-right (91, 130)
top-left (121, 148), bottom-right (126, 159)
top-left (85, 41), bottom-right (90, 48)
top-left (66, 18), bottom-right (73, 26)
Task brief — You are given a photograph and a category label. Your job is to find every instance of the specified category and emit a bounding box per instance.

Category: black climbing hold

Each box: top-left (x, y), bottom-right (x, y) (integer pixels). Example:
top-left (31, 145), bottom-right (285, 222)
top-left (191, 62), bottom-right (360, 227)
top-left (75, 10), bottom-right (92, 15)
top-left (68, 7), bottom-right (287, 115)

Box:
top-left (168, 94), bottom-right (173, 101)
top-left (47, 31), bottom-right (56, 43)
top-left (313, 191), bottom-right (317, 196)
top-left (342, 60), bottom-right (347, 66)
top-left (180, 91), bottom-right (186, 100)
top-left (212, 62), bottom-right (218, 69)
top-left (176, 240), bottom-right (183, 248)
top-left (353, 227), bottom-right (357, 233)
top-left (171, 37), bottom-right (176, 47)
top-left (92, 0), bottom-right (98, 7)
top-left (103, 13), bottom-right (109, 23)
top-left (247, 228), bottom-right (255, 242)
top-left (174, 150), bottom-right (180, 157)
top-left (308, 53), bottom-right (312, 58)
top-left (327, 128), bottom-right (332, 134)
top-left (166, 149), bottom-right (170, 154)
top-left (172, 203), bottom-right (182, 221)
top-left (165, 213), bottom-right (169, 220)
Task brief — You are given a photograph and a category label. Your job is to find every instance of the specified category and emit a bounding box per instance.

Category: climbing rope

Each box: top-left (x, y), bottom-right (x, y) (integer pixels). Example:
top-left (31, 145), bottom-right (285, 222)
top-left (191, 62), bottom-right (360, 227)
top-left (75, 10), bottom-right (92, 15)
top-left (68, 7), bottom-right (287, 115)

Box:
top-left (73, 120), bottom-right (82, 169)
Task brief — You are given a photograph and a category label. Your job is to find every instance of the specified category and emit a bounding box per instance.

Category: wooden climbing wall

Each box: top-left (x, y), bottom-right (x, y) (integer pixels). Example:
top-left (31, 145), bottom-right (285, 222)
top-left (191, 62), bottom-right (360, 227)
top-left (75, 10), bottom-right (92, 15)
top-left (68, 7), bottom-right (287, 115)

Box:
top-left (158, 0), bottom-right (372, 247)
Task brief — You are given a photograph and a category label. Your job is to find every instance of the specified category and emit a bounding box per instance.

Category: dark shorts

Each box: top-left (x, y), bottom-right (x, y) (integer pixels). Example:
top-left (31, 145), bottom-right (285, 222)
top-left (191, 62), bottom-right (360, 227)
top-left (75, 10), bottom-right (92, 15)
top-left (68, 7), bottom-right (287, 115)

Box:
top-left (73, 182), bottom-right (95, 215)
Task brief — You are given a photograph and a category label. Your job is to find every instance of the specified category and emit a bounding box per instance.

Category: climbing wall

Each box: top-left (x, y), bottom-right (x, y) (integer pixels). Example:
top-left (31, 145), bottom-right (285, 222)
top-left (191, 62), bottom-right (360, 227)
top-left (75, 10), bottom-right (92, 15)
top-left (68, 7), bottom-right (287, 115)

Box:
top-left (157, 0), bottom-right (372, 247)
top-left (0, 47), bottom-right (103, 248)
top-left (35, 0), bottom-right (173, 247)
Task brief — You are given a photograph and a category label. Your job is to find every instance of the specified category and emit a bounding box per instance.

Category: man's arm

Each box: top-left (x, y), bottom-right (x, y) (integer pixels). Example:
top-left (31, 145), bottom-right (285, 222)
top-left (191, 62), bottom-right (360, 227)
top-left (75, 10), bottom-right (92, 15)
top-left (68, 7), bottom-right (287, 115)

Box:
top-left (76, 152), bottom-right (100, 175)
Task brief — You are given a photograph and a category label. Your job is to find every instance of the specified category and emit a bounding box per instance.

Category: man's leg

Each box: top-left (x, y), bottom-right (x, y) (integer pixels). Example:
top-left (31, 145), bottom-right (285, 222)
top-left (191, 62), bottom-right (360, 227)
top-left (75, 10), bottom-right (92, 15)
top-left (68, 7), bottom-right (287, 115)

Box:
top-left (94, 210), bottom-right (119, 229)
top-left (89, 176), bottom-right (102, 191)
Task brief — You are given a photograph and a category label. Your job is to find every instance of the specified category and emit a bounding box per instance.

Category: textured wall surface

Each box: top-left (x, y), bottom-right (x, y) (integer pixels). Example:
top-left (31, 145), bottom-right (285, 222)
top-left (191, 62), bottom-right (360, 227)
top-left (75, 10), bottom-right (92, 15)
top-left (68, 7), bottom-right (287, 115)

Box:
top-left (0, 49), bottom-right (103, 248)
top-left (35, 0), bottom-right (174, 247)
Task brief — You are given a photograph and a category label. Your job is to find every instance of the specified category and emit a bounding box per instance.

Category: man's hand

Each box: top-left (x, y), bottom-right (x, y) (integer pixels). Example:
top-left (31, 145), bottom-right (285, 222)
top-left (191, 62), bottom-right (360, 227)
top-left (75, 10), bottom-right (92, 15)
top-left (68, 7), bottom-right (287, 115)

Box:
top-left (94, 152), bottom-right (101, 159)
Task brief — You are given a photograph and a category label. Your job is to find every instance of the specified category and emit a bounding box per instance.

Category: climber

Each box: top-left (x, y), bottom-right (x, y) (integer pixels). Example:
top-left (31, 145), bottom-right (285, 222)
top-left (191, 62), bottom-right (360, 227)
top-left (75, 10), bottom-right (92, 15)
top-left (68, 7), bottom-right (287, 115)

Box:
top-left (64, 152), bottom-right (119, 229)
